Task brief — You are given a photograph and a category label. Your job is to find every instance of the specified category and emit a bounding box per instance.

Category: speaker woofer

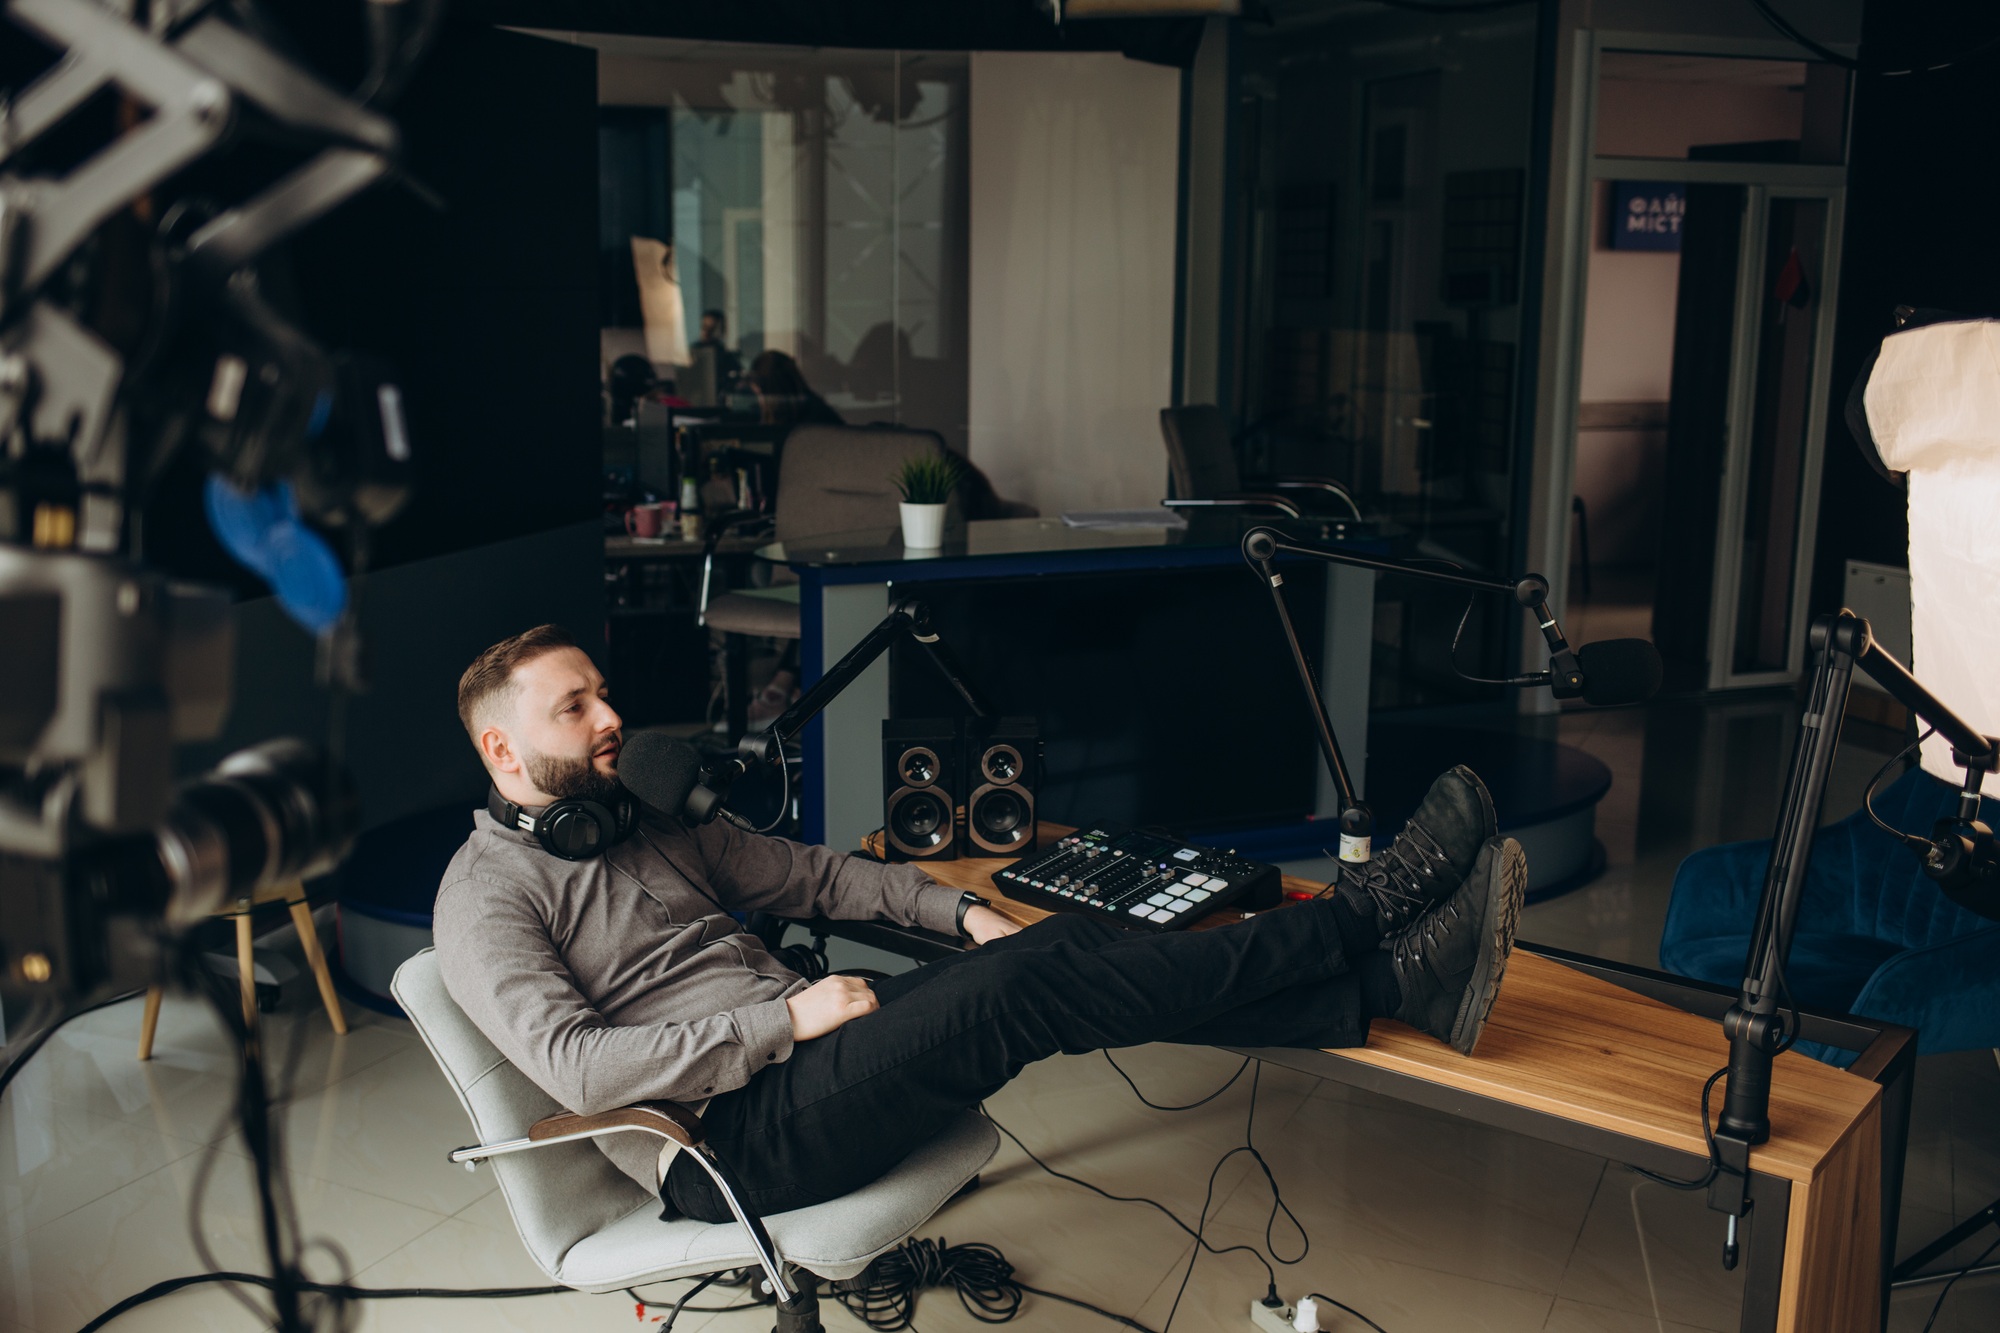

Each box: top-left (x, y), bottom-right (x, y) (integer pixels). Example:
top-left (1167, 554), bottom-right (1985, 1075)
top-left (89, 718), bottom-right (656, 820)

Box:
top-left (886, 786), bottom-right (955, 857)
top-left (967, 783), bottom-right (1033, 855)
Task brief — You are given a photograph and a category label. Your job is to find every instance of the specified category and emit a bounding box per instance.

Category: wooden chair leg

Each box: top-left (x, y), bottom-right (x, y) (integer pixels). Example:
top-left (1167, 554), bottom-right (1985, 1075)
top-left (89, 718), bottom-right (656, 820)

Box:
top-left (235, 912), bottom-right (258, 1029)
top-left (288, 891), bottom-right (348, 1036)
top-left (137, 986), bottom-right (164, 1061)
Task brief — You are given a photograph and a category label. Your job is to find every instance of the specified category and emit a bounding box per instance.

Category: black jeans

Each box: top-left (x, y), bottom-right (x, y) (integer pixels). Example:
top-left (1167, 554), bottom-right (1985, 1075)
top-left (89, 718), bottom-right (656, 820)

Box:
top-left (664, 902), bottom-right (1366, 1223)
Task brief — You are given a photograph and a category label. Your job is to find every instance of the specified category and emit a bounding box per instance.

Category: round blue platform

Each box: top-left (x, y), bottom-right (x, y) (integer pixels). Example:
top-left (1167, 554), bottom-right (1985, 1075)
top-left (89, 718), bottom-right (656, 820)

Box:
top-left (330, 805), bottom-right (474, 1015)
top-left (1365, 723), bottom-right (1613, 902)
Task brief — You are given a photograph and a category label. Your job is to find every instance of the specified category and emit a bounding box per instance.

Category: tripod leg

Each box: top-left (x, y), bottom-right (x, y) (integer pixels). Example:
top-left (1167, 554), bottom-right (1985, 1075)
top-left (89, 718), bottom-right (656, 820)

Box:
top-left (1892, 1198), bottom-right (2000, 1284)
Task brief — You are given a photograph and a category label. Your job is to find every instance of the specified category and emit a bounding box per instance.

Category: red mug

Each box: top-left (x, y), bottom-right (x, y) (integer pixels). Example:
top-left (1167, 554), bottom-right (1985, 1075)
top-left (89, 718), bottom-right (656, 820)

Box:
top-left (625, 502), bottom-right (673, 538)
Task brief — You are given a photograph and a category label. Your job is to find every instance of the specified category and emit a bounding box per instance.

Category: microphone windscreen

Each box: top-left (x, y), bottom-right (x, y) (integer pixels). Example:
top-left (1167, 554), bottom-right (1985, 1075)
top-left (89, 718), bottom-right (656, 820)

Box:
top-left (1576, 638), bottom-right (1663, 706)
top-left (615, 729), bottom-right (705, 819)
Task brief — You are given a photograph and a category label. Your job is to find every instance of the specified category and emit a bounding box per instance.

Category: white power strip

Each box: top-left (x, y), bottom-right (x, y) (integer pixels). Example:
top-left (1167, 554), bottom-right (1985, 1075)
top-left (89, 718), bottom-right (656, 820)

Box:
top-left (1248, 1298), bottom-right (1296, 1333)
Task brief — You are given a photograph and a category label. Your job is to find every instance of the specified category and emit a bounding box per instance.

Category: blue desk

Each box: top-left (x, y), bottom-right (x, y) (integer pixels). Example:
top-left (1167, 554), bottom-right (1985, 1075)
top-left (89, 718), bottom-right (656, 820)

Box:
top-left (760, 516), bottom-right (1381, 852)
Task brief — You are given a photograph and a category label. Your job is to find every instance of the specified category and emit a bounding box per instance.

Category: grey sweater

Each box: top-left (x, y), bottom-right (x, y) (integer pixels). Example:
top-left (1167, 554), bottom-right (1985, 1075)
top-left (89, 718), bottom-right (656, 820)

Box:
top-left (431, 807), bottom-right (961, 1191)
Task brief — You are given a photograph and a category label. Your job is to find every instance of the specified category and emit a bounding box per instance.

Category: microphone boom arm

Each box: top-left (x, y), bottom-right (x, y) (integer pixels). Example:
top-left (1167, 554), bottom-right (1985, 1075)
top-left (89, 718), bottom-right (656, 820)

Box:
top-left (1238, 525), bottom-right (1589, 864)
top-left (736, 599), bottom-right (993, 768)
top-left (1706, 611), bottom-right (1996, 1268)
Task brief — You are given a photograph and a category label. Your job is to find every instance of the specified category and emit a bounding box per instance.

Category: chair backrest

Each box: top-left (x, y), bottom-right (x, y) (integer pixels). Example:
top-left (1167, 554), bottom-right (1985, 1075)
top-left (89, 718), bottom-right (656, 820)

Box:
top-left (392, 949), bottom-right (652, 1276)
top-left (774, 424), bottom-right (960, 543)
top-left (1159, 405), bottom-right (1243, 499)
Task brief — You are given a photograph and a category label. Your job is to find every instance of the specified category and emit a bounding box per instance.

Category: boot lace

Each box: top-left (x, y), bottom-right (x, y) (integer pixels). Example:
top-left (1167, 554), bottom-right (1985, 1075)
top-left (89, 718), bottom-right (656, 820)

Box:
top-left (1341, 823), bottom-right (1452, 930)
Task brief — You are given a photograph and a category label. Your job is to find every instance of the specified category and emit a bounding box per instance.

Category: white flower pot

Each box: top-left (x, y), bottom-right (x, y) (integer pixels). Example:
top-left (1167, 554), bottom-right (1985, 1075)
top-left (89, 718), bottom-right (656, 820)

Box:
top-left (900, 501), bottom-right (947, 550)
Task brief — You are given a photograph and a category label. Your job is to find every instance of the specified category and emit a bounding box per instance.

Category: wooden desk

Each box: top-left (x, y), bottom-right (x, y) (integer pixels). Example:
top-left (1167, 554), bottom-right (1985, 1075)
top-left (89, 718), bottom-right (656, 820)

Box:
top-left (852, 827), bottom-right (1913, 1333)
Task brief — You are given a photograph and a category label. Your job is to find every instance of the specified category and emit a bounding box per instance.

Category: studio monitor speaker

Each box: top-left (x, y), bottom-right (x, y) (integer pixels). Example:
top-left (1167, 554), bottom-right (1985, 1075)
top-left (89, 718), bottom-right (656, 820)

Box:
top-left (882, 718), bottom-right (960, 861)
top-left (965, 716), bottom-right (1039, 857)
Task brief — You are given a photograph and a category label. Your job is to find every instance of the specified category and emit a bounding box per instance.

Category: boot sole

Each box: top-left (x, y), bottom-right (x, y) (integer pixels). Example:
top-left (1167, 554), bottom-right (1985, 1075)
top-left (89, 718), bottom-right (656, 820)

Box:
top-left (1446, 836), bottom-right (1526, 1056)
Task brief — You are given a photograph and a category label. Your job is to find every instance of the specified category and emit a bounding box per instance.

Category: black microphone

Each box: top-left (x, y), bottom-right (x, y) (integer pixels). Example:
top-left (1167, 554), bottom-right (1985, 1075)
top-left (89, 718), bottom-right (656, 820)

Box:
top-left (1573, 638), bottom-right (1664, 707)
top-left (617, 730), bottom-right (755, 831)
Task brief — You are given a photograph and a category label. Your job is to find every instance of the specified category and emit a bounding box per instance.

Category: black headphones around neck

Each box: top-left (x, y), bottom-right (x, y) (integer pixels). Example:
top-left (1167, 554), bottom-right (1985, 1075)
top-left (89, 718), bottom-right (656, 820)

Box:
top-left (488, 787), bottom-right (638, 861)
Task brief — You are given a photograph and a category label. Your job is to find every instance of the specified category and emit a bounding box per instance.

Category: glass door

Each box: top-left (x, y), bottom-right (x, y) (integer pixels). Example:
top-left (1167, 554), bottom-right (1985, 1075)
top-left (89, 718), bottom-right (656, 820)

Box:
top-left (1707, 186), bottom-right (1841, 689)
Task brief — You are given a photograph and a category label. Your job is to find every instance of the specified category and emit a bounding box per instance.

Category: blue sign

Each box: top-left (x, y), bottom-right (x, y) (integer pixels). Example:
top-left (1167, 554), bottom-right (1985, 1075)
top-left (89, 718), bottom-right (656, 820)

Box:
top-left (1611, 181), bottom-right (1686, 251)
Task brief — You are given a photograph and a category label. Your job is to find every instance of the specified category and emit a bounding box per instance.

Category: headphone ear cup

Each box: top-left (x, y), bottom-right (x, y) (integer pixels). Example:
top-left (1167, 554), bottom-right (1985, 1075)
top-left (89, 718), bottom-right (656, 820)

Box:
top-left (540, 798), bottom-right (617, 860)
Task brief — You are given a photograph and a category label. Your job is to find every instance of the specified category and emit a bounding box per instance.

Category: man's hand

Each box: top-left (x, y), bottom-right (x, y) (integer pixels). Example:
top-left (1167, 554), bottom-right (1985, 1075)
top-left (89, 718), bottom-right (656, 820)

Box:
top-left (786, 975), bottom-right (878, 1042)
top-left (962, 904), bottom-right (1021, 946)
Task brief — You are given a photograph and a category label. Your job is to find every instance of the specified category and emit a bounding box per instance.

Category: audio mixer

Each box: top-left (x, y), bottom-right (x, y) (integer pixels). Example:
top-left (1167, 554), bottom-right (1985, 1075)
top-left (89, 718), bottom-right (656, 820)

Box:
top-left (991, 826), bottom-right (1282, 931)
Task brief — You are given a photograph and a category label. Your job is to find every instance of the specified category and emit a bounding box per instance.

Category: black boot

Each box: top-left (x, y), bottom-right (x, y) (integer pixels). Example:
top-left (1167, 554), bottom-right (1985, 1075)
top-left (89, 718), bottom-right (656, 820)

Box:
top-left (1335, 765), bottom-right (1497, 939)
top-left (1383, 834), bottom-right (1526, 1056)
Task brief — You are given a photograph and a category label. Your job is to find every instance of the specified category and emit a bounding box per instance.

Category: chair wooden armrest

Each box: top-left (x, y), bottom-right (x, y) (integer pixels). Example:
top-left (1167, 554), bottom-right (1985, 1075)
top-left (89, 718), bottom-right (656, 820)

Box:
top-left (529, 1100), bottom-right (707, 1149)
top-left (1161, 494), bottom-right (1304, 518)
top-left (451, 1099), bottom-right (706, 1164)
top-left (1268, 476), bottom-right (1363, 519)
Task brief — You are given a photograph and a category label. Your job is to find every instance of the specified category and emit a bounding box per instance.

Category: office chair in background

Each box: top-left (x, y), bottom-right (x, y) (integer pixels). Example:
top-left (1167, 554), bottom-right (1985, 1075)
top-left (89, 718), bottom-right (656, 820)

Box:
top-left (1158, 404), bottom-right (1362, 520)
top-left (700, 424), bottom-right (962, 740)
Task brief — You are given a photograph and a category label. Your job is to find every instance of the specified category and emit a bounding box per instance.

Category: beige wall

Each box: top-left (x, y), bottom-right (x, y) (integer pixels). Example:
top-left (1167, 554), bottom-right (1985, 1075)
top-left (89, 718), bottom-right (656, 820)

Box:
top-left (967, 52), bottom-right (1180, 518)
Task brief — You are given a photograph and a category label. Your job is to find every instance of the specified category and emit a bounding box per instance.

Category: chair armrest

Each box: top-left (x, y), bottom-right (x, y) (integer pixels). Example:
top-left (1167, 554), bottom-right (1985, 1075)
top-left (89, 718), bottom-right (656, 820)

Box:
top-left (1269, 477), bottom-right (1363, 520)
top-left (700, 513), bottom-right (777, 617)
top-left (1161, 495), bottom-right (1304, 519)
top-left (531, 1100), bottom-right (706, 1149)
top-left (450, 1099), bottom-right (706, 1164)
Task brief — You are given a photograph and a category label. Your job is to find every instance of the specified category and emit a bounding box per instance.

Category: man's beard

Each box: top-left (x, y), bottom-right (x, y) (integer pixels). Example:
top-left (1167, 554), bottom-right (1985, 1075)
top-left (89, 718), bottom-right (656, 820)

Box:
top-left (525, 746), bottom-right (623, 806)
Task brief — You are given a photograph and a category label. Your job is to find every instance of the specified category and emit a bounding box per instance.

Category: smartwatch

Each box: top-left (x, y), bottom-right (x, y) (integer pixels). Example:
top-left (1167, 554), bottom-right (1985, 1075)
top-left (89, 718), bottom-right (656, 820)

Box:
top-left (955, 892), bottom-right (991, 938)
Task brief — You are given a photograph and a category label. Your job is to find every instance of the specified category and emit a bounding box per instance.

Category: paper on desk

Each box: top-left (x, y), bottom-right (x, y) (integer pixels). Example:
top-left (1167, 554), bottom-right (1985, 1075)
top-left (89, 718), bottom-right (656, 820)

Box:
top-left (1059, 509), bottom-right (1189, 530)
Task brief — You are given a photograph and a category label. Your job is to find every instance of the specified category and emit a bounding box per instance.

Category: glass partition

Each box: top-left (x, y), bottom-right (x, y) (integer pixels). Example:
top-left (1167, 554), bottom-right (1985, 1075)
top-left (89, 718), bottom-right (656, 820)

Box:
top-left (1237, 7), bottom-right (1542, 705)
top-left (595, 42), bottom-right (969, 450)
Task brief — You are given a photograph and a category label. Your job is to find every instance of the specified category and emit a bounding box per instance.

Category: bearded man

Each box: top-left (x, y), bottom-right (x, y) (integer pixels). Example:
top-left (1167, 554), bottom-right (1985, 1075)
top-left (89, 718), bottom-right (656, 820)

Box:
top-left (433, 624), bottom-right (1526, 1223)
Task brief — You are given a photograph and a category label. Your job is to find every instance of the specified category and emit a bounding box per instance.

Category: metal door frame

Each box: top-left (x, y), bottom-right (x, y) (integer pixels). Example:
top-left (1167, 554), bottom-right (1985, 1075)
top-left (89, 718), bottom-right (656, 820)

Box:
top-left (1539, 28), bottom-right (1854, 691)
top-left (1583, 157), bottom-right (1846, 689)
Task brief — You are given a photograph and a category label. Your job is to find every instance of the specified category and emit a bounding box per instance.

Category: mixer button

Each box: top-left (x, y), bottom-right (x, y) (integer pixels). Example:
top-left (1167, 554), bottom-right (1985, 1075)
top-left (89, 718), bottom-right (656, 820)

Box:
top-left (1204, 879), bottom-right (1229, 892)
top-left (1146, 892), bottom-right (1174, 907)
top-left (1181, 873), bottom-right (1209, 887)
top-left (1186, 888), bottom-right (1212, 902)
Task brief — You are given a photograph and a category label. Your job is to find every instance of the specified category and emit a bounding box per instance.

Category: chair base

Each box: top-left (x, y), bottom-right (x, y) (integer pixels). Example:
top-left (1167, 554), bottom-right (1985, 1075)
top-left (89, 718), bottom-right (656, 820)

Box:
top-left (772, 1272), bottom-right (824, 1332)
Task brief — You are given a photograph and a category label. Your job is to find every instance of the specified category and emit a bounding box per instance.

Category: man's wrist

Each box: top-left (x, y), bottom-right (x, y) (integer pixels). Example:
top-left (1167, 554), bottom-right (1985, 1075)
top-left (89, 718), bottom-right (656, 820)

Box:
top-left (955, 892), bottom-right (990, 938)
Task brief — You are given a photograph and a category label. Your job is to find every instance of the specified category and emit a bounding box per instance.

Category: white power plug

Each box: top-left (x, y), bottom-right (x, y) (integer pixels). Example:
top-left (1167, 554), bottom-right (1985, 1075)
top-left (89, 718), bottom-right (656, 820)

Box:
top-left (1293, 1295), bottom-right (1322, 1331)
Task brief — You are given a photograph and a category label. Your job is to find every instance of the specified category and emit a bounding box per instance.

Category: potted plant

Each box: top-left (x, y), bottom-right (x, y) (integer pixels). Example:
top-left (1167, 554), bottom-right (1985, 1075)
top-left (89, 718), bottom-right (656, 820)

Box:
top-left (891, 453), bottom-right (963, 550)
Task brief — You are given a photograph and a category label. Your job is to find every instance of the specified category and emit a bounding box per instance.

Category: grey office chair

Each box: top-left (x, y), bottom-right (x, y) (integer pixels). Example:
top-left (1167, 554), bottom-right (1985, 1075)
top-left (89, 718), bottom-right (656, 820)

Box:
top-left (700, 424), bottom-right (962, 739)
top-left (1158, 405), bottom-right (1361, 520)
top-left (391, 949), bottom-right (998, 1329)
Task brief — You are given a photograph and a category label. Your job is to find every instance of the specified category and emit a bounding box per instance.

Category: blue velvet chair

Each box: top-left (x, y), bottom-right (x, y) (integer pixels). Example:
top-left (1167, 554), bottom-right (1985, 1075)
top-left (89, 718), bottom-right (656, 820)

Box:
top-left (1659, 765), bottom-right (2000, 1066)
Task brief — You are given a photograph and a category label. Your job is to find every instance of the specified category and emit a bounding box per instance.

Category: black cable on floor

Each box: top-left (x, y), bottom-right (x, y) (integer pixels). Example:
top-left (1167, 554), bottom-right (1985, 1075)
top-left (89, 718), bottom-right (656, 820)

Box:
top-left (831, 1237), bottom-right (1159, 1332)
top-left (75, 1271), bottom-right (570, 1333)
top-left (1921, 1233), bottom-right (2000, 1333)
top-left (1309, 1289), bottom-right (1394, 1333)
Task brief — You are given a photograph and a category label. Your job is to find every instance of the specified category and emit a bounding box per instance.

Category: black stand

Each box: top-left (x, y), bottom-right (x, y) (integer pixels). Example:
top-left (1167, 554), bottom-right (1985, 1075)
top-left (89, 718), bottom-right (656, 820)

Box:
top-left (1701, 611), bottom-right (1998, 1282)
top-left (1240, 525), bottom-right (1588, 864)
top-left (736, 597), bottom-right (992, 768)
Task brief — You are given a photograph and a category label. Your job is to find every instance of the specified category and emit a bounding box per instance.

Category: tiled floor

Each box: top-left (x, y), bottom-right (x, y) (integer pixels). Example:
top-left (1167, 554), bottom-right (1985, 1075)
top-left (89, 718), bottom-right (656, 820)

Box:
top-left (4, 697), bottom-right (1999, 1332)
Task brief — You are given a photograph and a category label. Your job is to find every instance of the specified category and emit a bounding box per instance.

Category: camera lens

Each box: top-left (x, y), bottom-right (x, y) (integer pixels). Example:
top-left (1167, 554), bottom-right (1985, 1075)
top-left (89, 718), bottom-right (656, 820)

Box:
top-left (154, 739), bottom-right (356, 925)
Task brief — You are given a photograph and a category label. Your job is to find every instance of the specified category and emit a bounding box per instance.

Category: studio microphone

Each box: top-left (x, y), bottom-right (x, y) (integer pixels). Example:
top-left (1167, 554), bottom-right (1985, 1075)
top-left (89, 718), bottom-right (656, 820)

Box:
top-left (1513, 577), bottom-right (1662, 706)
top-left (1570, 638), bottom-right (1665, 706)
top-left (617, 730), bottom-right (756, 831)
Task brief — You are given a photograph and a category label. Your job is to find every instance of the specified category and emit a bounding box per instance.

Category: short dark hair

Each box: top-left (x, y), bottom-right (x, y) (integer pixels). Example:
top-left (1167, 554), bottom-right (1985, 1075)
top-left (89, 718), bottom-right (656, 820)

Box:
top-left (457, 624), bottom-right (578, 747)
top-left (702, 308), bottom-right (726, 326)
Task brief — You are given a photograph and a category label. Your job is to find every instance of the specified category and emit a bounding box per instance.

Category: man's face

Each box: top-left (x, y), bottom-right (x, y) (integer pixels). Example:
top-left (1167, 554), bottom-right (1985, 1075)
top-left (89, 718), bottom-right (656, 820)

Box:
top-left (701, 313), bottom-right (722, 343)
top-left (498, 647), bottom-right (624, 803)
